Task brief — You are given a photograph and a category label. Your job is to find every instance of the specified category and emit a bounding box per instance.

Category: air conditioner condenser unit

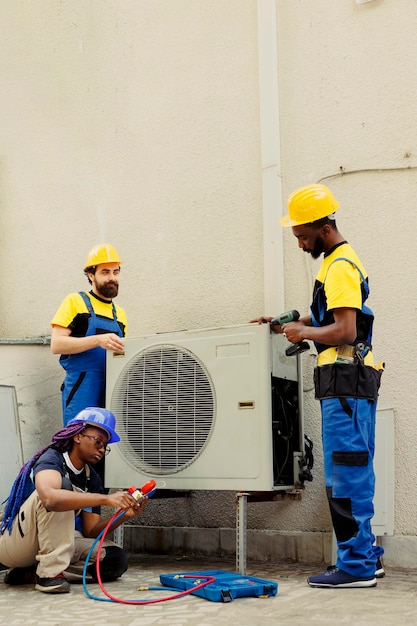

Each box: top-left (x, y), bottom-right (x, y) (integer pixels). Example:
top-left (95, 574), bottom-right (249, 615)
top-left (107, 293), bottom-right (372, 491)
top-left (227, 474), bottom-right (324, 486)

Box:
top-left (105, 323), bottom-right (308, 492)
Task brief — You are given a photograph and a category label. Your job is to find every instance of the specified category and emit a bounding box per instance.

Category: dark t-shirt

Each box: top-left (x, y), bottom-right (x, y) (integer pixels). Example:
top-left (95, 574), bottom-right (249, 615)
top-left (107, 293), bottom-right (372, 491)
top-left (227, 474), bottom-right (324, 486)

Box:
top-left (32, 448), bottom-right (103, 516)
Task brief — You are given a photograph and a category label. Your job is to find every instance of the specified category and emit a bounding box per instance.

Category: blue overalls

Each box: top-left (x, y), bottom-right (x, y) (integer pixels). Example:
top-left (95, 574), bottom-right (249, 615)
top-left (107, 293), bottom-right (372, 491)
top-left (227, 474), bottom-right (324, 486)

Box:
top-left (60, 292), bottom-right (123, 425)
top-left (311, 258), bottom-right (384, 577)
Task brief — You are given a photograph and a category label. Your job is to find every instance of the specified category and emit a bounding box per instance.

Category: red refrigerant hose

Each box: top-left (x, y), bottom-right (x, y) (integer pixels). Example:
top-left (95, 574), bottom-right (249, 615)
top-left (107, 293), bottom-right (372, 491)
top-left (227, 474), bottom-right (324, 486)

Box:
top-left (90, 481), bottom-right (216, 605)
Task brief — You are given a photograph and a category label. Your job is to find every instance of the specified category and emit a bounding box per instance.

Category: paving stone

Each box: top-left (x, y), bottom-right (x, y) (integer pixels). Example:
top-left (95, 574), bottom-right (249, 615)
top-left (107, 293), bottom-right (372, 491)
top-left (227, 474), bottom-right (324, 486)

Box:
top-left (0, 556), bottom-right (415, 626)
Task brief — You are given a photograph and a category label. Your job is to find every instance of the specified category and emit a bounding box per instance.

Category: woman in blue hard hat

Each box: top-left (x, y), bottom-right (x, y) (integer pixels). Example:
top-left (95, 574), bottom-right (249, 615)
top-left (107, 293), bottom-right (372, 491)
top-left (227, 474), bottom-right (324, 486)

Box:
top-left (0, 408), bottom-right (147, 594)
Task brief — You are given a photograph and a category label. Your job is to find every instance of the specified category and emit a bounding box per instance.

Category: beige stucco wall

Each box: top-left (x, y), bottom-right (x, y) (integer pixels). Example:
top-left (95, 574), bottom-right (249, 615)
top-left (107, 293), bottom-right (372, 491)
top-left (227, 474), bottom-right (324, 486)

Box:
top-left (0, 0), bottom-right (264, 339)
top-left (0, 0), bottom-right (416, 562)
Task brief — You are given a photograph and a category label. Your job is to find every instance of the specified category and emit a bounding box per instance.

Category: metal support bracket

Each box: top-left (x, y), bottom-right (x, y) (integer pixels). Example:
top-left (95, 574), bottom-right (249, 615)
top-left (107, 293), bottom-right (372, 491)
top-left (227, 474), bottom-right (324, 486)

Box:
top-left (236, 492), bottom-right (249, 574)
top-left (113, 517), bottom-right (124, 548)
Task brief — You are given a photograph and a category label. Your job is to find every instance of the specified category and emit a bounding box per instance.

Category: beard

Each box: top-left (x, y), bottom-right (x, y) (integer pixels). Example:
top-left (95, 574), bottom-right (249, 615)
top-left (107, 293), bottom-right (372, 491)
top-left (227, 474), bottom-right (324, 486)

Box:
top-left (310, 234), bottom-right (325, 259)
top-left (96, 282), bottom-right (119, 299)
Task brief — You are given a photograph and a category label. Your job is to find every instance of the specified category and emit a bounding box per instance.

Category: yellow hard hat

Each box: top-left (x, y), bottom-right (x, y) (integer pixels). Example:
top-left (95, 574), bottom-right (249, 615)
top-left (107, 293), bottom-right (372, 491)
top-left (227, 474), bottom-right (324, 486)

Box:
top-left (280, 184), bottom-right (340, 227)
top-left (84, 243), bottom-right (123, 270)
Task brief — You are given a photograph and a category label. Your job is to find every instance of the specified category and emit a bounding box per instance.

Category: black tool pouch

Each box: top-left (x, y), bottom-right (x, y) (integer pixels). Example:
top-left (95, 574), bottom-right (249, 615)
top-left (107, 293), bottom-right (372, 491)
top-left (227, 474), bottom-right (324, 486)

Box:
top-left (314, 362), bottom-right (382, 402)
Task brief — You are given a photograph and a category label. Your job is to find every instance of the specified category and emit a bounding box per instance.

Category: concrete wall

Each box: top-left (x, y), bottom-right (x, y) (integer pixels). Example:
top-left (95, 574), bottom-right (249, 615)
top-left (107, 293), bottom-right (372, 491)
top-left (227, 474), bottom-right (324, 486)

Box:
top-left (1, 0), bottom-right (416, 566)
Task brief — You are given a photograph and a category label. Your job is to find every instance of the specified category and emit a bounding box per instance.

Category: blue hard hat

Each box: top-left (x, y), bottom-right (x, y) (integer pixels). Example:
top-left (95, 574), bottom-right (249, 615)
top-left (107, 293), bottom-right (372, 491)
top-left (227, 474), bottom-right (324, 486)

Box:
top-left (67, 407), bottom-right (120, 444)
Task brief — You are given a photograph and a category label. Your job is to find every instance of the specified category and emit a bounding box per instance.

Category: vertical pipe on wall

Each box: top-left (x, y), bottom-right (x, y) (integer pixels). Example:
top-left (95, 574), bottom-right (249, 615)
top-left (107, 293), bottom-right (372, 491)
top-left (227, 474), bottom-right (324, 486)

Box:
top-left (257, 0), bottom-right (284, 315)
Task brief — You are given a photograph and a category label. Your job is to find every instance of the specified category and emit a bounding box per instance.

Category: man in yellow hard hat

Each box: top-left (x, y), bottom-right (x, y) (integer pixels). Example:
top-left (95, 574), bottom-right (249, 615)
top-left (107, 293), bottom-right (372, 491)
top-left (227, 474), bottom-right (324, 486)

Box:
top-left (284, 184), bottom-right (385, 588)
top-left (50, 244), bottom-right (127, 426)
top-left (253, 184), bottom-right (384, 588)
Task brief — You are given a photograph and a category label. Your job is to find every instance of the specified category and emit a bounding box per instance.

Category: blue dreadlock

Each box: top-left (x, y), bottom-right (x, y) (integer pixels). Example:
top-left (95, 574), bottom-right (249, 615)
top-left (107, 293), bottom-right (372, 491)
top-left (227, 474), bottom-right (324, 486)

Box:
top-left (0, 422), bottom-right (86, 535)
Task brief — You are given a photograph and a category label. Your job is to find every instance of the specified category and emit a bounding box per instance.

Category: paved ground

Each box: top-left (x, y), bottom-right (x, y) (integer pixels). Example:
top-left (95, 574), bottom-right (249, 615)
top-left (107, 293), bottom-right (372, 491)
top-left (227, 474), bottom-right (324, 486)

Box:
top-left (0, 556), bottom-right (416, 626)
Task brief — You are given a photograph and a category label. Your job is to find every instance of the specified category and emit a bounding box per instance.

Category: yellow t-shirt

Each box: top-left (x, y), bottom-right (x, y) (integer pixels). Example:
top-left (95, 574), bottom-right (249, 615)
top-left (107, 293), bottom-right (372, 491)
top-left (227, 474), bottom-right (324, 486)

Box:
top-left (313, 244), bottom-right (373, 367)
top-left (51, 291), bottom-right (127, 337)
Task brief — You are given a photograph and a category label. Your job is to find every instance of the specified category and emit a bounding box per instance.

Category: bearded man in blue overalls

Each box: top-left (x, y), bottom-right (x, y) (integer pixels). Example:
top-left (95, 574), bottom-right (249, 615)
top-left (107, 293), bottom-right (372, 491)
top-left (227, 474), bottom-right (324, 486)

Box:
top-left (51, 243), bottom-right (127, 481)
top-left (258, 184), bottom-right (384, 588)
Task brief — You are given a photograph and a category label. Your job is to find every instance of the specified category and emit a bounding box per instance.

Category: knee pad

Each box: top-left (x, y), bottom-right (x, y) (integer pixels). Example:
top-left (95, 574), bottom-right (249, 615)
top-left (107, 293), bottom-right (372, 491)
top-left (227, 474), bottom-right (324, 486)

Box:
top-left (88, 546), bottom-right (128, 582)
top-left (328, 495), bottom-right (358, 542)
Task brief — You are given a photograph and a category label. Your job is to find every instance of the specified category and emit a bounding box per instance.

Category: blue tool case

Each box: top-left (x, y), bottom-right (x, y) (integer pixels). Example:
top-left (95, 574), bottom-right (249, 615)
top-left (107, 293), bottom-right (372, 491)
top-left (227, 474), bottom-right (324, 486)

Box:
top-left (159, 569), bottom-right (278, 603)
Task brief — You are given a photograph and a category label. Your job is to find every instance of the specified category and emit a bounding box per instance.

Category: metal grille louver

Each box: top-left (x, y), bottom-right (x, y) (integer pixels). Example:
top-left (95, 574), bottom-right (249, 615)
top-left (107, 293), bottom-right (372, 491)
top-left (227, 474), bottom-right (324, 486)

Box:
top-left (110, 344), bottom-right (216, 475)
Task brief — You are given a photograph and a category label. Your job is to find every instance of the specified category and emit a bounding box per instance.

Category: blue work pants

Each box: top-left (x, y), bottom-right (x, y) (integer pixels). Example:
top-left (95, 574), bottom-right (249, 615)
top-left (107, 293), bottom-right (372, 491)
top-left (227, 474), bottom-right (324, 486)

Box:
top-left (321, 396), bottom-right (384, 577)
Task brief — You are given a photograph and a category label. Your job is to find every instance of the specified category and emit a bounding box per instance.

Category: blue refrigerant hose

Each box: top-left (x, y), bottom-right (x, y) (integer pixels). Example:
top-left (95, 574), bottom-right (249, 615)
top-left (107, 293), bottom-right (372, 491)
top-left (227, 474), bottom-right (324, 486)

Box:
top-left (82, 496), bottom-right (215, 604)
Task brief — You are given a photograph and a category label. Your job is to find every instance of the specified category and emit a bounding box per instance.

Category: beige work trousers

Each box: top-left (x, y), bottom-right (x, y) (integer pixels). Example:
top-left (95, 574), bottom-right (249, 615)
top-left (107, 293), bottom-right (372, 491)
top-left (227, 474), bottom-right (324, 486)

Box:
top-left (0, 490), bottom-right (116, 579)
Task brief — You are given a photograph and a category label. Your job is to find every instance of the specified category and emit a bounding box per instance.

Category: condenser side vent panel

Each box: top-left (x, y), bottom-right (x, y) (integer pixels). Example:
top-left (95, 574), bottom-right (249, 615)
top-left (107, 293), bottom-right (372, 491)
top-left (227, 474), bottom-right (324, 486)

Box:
top-left (0, 386), bottom-right (23, 510)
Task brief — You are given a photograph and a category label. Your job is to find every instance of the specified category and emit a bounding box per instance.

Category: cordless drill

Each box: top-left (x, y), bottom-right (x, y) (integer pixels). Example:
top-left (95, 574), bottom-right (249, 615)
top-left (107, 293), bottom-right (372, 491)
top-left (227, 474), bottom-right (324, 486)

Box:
top-left (270, 309), bottom-right (310, 356)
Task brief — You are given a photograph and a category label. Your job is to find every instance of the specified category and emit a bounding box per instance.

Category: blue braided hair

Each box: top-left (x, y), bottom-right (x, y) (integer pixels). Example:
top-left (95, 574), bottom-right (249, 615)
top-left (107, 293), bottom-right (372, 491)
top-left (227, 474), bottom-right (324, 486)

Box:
top-left (0, 422), bottom-right (86, 535)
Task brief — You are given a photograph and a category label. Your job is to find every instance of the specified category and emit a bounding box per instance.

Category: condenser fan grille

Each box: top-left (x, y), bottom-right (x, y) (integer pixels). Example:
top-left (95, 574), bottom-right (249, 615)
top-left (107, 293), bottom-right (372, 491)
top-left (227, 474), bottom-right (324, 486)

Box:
top-left (110, 344), bottom-right (216, 474)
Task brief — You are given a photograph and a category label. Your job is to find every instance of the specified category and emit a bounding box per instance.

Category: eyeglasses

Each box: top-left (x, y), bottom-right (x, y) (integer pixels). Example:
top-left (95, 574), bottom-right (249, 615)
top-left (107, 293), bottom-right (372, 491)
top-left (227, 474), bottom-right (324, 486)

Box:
top-left (81, 434), bottom-right (111, 455)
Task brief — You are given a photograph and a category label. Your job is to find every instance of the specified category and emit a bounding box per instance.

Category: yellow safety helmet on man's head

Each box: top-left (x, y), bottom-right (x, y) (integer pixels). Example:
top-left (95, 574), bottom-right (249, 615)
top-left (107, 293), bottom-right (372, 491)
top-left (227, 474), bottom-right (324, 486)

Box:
top-left (280, 184), bottom-right (340, 228)
top-left (84, 243), bottom-right (123, 270)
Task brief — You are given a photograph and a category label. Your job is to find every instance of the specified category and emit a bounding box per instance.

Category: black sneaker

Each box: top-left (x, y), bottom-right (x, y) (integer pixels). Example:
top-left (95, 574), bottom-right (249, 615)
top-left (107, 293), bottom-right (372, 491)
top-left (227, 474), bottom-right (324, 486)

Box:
top-left (35, 573), bottom-right (71, 594)
top-left (4, 566), bottom-right (36, 585)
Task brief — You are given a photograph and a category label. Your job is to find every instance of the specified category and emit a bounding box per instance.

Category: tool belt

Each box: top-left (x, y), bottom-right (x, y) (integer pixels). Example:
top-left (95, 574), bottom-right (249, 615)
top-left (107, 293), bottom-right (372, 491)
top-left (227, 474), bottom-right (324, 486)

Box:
top-left (314, 361), bottom-right (382, 402)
